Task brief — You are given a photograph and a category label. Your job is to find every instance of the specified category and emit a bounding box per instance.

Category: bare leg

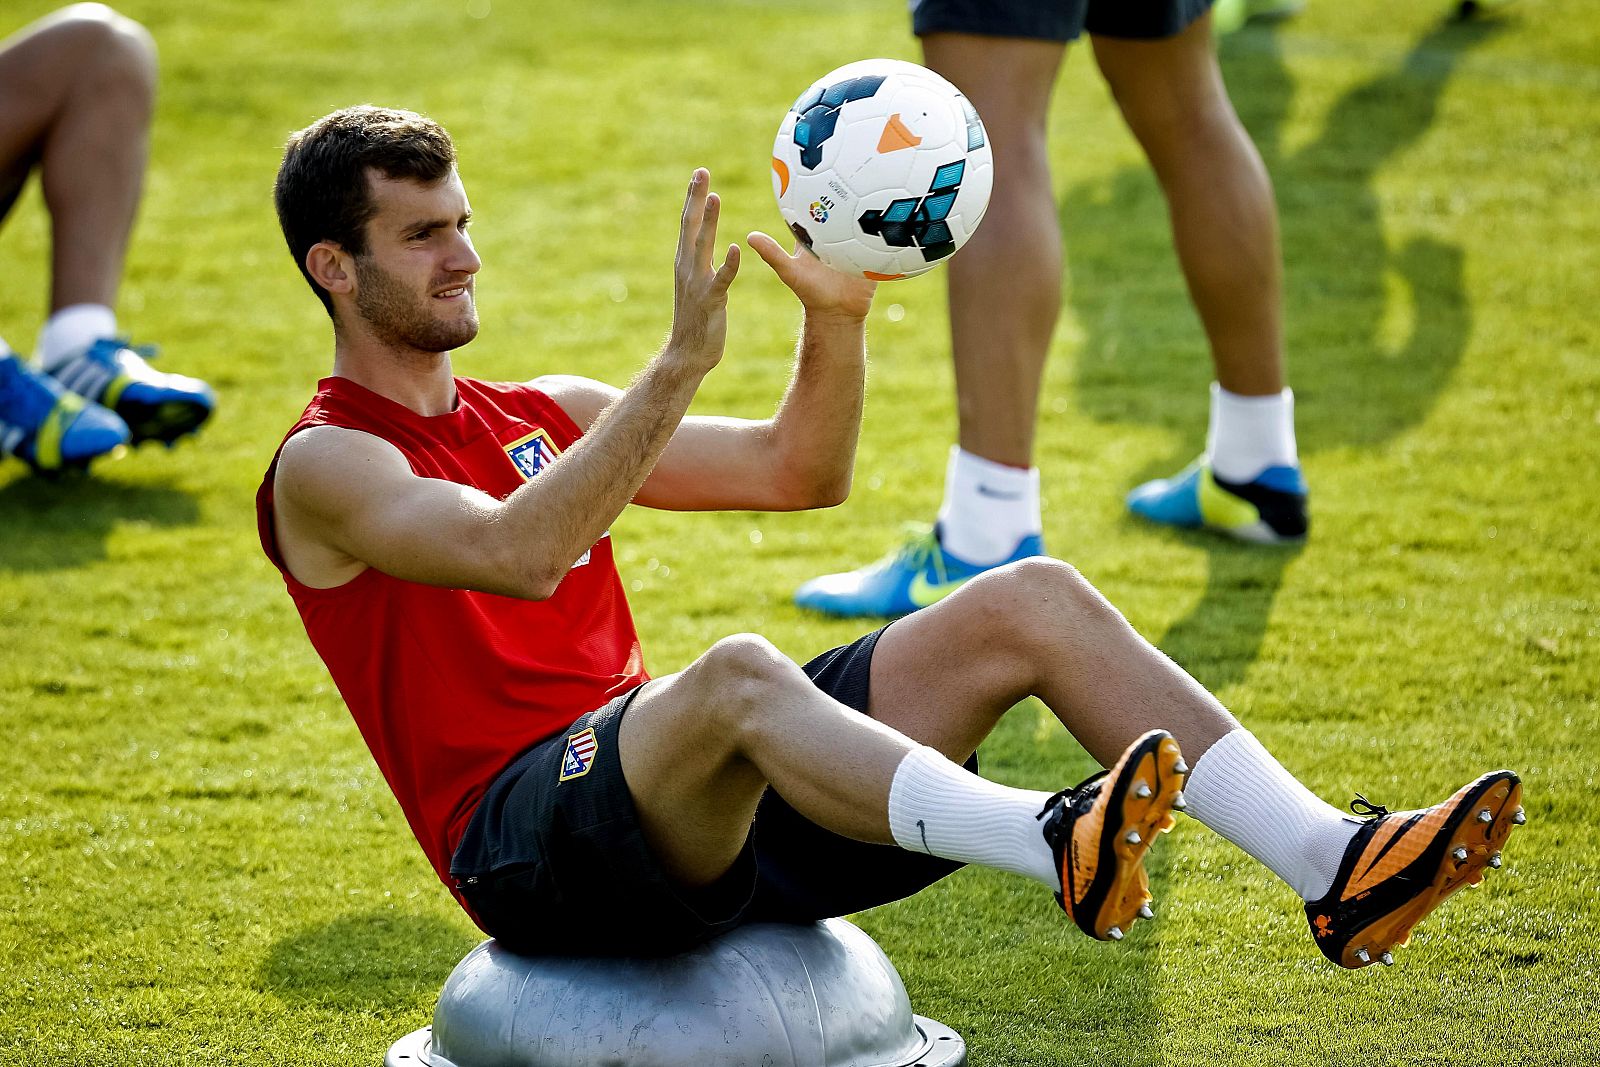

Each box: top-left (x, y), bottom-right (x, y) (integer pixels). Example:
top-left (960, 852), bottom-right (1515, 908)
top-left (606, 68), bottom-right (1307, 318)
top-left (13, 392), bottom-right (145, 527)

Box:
top-left (617, 635), bottom-right (914, 887)
top-left (619, 559), bottom-right (1236, 889)
top-left (1092, 14), bottom-right (1285, 396)
top-left (920, 34), bottom-right (1065, 467)
top-left (0, 4), bottom-right (157, 311)
top-left (868, 557), bottom-right (1237, 767)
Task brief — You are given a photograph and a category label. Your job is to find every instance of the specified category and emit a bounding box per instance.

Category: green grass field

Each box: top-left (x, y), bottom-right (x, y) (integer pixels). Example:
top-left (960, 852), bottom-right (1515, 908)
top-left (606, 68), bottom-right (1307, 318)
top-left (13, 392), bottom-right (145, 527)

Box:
top-left (3, 1), bottom-right (1598, 1063)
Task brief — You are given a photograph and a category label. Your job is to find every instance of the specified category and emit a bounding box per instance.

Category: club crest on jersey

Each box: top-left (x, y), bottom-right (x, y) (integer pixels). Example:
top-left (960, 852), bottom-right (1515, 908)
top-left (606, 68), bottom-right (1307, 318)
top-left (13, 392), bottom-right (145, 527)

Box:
top-left (559, 727), bottom-right (599, 782)
top-left (505, 428), bottom-right (561, 480)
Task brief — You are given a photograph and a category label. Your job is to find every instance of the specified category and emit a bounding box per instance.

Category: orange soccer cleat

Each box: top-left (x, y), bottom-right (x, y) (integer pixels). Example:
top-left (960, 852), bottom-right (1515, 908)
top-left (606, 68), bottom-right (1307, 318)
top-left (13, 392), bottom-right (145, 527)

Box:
top-left (1305, 771), bottom-right (1524, 968)
top-left (1039, 729), bottom-right (1187, 941)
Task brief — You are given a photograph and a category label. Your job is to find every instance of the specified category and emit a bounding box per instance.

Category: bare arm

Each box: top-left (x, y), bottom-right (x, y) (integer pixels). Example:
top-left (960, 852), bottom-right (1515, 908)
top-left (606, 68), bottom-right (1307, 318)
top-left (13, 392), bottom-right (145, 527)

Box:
top-left (538, 233), bottom-right (876, 512)
top-left (273, 169), bottom-right (739, 600)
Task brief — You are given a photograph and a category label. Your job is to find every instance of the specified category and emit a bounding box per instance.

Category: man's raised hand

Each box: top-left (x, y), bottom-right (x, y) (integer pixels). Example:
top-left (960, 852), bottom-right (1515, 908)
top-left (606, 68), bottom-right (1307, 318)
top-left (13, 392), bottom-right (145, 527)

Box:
top-left (747, 230), bottom-right (876, 324)
top-left (668, 169), bottom-right (740, 373)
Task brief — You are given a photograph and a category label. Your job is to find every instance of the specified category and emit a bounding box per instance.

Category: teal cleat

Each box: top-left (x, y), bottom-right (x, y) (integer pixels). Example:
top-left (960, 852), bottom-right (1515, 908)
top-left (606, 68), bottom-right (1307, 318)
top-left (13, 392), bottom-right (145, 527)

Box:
top-left (1127, 458), bottom-right (1308, 543)
top-left (0, 353), bottom-right (129, 475)
top-left (795, 525), bottom-right (1046, 618)
top-left (45, 338), bottom-right (214, 446)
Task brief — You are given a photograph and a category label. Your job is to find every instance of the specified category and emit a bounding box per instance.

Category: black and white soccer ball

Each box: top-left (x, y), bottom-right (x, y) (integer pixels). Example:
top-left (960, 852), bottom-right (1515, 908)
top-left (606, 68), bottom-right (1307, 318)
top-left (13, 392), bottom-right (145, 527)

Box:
top-left (771, 58), bottom-right (993, 280)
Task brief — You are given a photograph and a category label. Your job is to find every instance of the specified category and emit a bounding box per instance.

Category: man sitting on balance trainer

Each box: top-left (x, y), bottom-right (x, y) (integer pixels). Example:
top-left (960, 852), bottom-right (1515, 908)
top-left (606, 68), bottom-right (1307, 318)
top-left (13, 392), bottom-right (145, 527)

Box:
top-left (259, 105), bottom-right (1521, 970)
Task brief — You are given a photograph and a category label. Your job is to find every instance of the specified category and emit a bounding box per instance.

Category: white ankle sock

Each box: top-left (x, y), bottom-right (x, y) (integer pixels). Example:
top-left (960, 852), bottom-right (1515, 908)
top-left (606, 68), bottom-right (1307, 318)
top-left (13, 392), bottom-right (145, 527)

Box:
top-left (887, 745), bottom-right (1059, 889)
top-left (36, 304), bottom-right (117, 371)
top-left (1180, 729), bottom-right (1359, 901)
top-left (936, 446), bottom-right (1042, 565)
top-left (1208, 383), bottom-right (1298, 484)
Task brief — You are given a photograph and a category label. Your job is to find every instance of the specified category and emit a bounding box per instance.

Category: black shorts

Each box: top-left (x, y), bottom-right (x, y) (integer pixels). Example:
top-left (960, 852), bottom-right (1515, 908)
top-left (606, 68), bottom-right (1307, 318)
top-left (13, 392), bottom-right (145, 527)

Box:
top-left (449, 626), bottom-right (978, 956)
top-left (912, 0), bottom-right (1213, 42)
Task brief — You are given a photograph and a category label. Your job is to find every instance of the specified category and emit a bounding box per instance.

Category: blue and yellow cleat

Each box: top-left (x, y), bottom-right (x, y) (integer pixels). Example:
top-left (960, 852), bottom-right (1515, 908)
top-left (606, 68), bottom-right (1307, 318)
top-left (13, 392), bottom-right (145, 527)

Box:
top-left (0, 353), bottom-right (129, 475)
top-left (795, 524), bottom-right (1045, 618)
top-left (1127, 458), bottom-right (1308, 543)
top-left (45, 338), bottom-right (214, 446)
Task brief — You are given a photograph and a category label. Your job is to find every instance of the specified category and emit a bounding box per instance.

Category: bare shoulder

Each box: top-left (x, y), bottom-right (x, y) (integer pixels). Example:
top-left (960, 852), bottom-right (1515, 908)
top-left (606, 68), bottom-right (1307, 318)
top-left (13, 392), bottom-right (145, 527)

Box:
top-left (275, 424), bottom-right (411, 518)
top-left (529, 374), bottom-right (621, 430)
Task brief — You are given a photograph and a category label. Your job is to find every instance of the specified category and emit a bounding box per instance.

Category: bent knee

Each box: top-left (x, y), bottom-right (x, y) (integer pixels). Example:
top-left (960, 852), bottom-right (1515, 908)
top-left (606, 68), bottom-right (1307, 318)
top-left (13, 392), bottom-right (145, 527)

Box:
top-left (52, 5), bottom-right (157, 91)
top-left (966, 556), bottom-right (1099, 623)
top-left (689, 633), bottom-right (817, 742)
top-left (695, 633), bottom-right (800, 713)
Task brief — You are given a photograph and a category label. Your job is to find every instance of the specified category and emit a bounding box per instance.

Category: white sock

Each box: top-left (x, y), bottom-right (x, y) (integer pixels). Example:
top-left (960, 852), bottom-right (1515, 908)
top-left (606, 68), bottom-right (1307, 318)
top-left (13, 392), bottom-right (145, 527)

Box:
top-left (887, 745), bottom-right (1060, 888)
top-left (1208, 383), bottom-right (1298, 484)
top-left (936, 446), bottom-right (1042, 565)
top-left (1180, 729), bottom-right (1359, 901)
top-left (35, 304), bottom-right (117, 371)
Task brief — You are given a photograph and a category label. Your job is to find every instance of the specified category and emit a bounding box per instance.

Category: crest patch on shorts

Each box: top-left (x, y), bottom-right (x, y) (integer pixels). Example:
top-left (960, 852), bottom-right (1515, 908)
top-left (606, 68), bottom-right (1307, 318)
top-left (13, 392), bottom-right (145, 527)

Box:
top-left (559, 727), bottom-right (599, 782)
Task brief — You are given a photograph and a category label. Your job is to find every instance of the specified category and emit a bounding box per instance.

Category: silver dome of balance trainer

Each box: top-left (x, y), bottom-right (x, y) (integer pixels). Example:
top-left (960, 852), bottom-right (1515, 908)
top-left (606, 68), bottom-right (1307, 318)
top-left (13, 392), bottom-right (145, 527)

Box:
top-left (385, 918), bottom-right (965, 1067)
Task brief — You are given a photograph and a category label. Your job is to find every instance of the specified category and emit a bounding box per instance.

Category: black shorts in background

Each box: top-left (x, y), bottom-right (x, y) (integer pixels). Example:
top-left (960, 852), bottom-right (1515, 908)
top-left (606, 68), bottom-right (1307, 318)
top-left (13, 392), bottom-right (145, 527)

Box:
top-left (449, 625), bottom-right (978, 956)
top-left (912, 0), bottom-right (1214, 43)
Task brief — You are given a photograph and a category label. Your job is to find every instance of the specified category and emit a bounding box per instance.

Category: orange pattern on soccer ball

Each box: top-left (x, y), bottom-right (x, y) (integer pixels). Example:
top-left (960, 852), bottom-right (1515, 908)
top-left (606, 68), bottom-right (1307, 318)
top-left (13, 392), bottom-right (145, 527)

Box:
top-left (771, 157), bottom-right (790, 197)
top-left (863, 271), bottom-right (905, 281)
top-left (876, 113), bottom-right (923, 154)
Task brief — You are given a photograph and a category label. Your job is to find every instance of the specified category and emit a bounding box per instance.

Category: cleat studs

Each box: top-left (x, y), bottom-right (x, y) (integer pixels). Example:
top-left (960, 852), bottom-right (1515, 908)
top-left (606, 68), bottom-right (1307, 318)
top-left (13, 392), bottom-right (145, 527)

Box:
top-left (1355, 947), bottom-right (1370, 964)
top-left (1172, 792), bottom-right (1188, 812)
top-left (1489, 853), bottom-right (1502, 869)
top-left (1125, 830), bottom-right (1143, 845)
top-left (1139, 903), bottom-right (1155, 920)
top-left (1380, 952), bottom-right (1394, 966)
top-left (1477, 809), bottom-right (1493, 824)
top-left (1134, 782), bottom-right (1153, 799)
top-left (1452, 846), bottom-right (1469, 863)
top-left (1107, 926), bottom-right (1124, 941)
top-left (1173, 760), bottom-right (1190, 776)
top-left (1512, 808), bottom-right (1526, 825)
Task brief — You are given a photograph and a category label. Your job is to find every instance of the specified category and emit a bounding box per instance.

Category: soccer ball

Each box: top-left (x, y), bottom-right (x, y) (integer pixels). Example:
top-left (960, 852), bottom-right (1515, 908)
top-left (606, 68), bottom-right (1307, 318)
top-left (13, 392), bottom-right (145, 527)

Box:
top-left (771, 58), bottom-right (993, 281)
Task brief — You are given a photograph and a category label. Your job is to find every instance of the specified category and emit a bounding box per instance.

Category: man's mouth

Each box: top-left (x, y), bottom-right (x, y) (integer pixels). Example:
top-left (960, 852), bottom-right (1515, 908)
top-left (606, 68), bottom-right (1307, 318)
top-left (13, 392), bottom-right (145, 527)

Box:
top-left (433, 284), bottom-right (472, 300)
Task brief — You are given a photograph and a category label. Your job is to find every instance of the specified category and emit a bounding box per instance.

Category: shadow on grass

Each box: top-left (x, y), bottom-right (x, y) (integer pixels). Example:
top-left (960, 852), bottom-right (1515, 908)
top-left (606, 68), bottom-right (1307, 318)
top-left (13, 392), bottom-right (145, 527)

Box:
top-left (1068, 16), bottom-right (1499, 687)
top-left (258, 911), bottom-right (478, 1012)
top-left (0, 474), bottom-right (200, 571)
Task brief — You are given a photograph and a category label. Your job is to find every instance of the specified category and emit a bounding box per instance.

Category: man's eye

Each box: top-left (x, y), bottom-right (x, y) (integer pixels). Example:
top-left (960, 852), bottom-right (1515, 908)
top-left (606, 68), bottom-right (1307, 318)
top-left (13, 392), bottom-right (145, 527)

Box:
top-left (410, 231), bottom-right (431, 241)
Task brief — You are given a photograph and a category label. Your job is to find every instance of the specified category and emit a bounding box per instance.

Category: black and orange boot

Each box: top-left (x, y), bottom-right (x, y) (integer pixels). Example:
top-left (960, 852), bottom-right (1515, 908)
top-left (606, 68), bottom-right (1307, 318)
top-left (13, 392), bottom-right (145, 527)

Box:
top-left (1039, 729), bottom-right (1188, 941)
top-left (1305, 771), bottom-right (1524, 968)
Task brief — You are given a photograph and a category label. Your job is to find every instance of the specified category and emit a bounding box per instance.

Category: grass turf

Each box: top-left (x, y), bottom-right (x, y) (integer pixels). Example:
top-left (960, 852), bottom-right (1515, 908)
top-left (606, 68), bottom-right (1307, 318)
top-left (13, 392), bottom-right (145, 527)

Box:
top-left (2, 0), bottom-right (1597, 1063)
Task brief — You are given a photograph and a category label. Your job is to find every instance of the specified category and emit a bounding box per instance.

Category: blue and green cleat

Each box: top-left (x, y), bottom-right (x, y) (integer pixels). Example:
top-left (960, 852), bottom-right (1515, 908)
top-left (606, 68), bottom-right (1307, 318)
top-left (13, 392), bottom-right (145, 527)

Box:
top-left (794, 524), bottom-right (1045, 618)
top-left (0, 353), bottom-right (129, 475)
top-left (1127, 458), bottom-right (1308, 543)
top-left (45, 338), bottom-right (214, 446)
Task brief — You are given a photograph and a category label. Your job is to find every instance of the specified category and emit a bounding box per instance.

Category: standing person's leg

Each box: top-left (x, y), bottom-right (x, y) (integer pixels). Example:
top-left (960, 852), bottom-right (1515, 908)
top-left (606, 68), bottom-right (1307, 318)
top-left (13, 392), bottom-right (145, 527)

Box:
top-left (0, 4), bottom-right (155, 322)
top-left (0, 7), bottom-right (141, 474)
top-left (794, 4), bottom-right (1079, 619)
top-left (1090, 9), bottom-right (1308, 541)
top-left (0, 4), bottom-right (213, 449)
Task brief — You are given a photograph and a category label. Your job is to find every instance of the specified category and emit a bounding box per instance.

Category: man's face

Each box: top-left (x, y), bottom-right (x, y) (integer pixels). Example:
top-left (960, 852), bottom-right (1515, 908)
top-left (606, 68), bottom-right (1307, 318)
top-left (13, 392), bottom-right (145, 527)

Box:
top-left (350, 169), bottom-right (480, 353)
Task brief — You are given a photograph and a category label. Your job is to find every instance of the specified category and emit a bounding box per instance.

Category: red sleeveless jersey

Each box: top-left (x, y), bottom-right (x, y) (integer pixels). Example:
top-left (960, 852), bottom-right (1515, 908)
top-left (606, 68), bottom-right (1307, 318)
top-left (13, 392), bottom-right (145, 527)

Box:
top-left (257, 376), bottom-right (647, 893)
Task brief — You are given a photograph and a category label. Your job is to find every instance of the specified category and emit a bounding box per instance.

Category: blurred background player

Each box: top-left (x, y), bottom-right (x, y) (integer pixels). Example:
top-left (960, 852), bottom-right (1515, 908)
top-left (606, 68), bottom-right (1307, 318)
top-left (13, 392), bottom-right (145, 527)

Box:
top-left (0, 4), bottom-right (213, 476)
top-left (797, 2), bottom-right (1305, 617)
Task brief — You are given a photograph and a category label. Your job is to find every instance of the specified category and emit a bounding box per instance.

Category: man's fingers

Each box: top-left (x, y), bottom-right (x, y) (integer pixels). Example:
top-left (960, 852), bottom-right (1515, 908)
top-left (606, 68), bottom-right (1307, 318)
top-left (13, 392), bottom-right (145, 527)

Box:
top-left (713, 242), bottom-right (741, 293)
top-left (746, 230), bottom-right (793, 281)
top-left (678, 168), bottom-right (709, 259)
top-left (695, 192), bottom-right (721, 274)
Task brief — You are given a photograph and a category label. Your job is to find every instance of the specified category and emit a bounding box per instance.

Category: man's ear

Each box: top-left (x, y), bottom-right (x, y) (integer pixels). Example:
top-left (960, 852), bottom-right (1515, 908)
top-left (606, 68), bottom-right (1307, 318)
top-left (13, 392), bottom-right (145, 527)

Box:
top-left (307, 241), bottom-right (355, 297)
